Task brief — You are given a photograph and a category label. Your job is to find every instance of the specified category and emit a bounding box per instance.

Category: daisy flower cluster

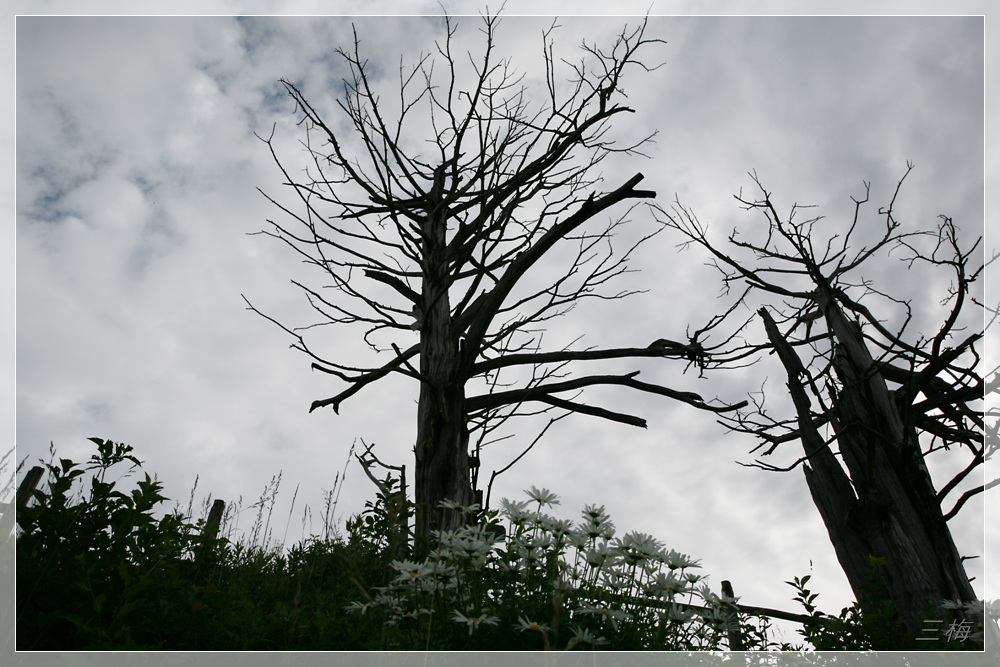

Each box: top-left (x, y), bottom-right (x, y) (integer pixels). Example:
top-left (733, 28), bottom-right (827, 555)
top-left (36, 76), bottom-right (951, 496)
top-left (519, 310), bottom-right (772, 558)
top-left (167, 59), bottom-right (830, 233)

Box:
top-left (343, 486), bottom-right (737, 650)
top-left (490, 486), bottom-right (733, 649)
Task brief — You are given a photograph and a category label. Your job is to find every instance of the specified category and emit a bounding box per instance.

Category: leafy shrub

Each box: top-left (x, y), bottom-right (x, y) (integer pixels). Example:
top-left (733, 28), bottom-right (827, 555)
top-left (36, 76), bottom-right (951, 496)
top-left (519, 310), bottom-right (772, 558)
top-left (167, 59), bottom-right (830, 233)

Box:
top-left (15, 438), bottom-right (384, 650)
top-left (16, 438), bottom-right (210, 649)
top-left (785, 557), bottom-right (986, 651)
top-left (27, 437), bottom-right (948, 651)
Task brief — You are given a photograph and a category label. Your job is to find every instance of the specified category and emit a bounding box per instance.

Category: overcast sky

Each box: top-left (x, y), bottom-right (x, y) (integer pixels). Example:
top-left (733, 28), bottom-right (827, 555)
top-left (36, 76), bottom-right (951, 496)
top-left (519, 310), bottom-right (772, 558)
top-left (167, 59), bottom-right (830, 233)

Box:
top-left (8, 1), bottom-right (996, 641)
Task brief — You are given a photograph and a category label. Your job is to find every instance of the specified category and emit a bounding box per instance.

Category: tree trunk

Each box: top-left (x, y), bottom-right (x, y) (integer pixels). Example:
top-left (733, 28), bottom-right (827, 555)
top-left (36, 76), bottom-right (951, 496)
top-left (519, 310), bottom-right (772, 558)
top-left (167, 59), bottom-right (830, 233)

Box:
top-left (413, 178), bottom-right (474, 541)
top-left (760, 296), bottom-right (976, 643)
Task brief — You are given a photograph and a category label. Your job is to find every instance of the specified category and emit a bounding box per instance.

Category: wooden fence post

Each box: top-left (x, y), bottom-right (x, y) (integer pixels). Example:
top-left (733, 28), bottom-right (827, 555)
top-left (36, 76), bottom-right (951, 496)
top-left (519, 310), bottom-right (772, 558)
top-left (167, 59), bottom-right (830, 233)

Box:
top-left (202, 499), bottom-right (225, 542)
top-left (721, 580), bottom-right (745, 651)
top-left (194, 498), bottom-right (226, 566)
top-left (0, 465), bottom-right (45, 537)
top-left (17, 466), bottom-right (45, 509)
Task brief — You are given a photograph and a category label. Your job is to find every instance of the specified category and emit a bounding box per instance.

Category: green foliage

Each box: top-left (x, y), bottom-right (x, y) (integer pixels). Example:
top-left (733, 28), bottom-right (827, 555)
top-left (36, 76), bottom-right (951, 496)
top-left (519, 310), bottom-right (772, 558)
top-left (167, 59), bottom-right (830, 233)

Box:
top-left (16, 438), bottom-right (209, 649)
top-left (15, 438), bottom-right (386, 650)
top-left (786, 573), bottom-right (873, 650)
top-left (345, 474), bottom-right (412, 559)
top-left (23, 437), bottom-right (964, 651)
top-left (784, 556), bottom-right (938, 651)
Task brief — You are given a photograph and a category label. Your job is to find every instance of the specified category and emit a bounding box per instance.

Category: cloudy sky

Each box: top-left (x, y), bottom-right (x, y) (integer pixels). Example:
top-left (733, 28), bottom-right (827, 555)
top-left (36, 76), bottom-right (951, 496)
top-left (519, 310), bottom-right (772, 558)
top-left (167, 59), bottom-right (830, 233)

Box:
top-left (8, 0), bottom-right (995, 640)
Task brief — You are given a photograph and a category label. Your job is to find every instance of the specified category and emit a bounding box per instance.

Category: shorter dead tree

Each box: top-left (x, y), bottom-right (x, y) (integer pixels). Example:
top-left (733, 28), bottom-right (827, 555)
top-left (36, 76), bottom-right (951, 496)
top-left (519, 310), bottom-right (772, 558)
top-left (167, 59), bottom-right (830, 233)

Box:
top-left (659, 164), bottom-right (990, 643)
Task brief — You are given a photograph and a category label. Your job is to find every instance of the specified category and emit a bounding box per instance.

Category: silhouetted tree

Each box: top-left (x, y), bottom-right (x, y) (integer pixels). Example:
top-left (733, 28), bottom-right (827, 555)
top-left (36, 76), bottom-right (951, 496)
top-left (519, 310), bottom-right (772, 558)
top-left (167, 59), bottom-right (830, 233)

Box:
top-left (248, 14), bottom-right (744, 540)
top-left (659, 164), bottom-right (991, 644)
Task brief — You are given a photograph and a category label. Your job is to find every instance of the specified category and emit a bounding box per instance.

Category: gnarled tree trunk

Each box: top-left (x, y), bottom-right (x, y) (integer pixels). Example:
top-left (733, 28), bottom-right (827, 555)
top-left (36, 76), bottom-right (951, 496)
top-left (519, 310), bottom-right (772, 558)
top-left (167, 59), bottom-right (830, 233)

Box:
top-left (414, 185), bottom-right (473, 539)
top-left (760, 296), bottom-right (976, 643)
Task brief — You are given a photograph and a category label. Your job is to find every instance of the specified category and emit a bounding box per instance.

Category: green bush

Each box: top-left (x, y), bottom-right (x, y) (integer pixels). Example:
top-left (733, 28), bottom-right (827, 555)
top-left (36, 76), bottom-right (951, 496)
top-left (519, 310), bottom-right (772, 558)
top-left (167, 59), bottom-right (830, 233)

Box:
top-left (25, 436), bottom-right (966, 651)
top-left (15, 439), bottom-right (388, 650)
top-left (785, 558), bottom-right (986, 651)
top-left (16, 438), bottom-right (209, 649)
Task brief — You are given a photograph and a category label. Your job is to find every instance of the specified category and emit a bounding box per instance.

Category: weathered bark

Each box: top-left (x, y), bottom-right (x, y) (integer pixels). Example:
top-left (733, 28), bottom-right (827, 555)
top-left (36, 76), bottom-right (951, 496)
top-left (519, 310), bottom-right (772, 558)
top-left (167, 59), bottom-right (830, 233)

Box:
top-left (414, 343), bottom-right (473, 538)
top-left (760, 299), bottom-right (976, 643)
top-left (414, 171), bottom-right (474, 538)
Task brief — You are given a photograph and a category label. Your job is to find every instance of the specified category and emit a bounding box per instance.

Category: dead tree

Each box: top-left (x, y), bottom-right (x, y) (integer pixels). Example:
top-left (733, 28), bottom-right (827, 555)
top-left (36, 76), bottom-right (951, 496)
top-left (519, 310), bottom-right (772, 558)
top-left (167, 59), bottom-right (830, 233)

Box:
top-left (354, 440), bottom-right (409, 559)
top-left (247, 15), bottom-right (744, 540)
top-left (659, 164), bottom-right (989, 643)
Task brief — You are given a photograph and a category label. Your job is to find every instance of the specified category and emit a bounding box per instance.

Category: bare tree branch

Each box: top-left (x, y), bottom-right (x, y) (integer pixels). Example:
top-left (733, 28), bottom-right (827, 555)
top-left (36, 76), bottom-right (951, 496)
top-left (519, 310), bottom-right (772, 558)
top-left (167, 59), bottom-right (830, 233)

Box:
top-left (251, 13), bottom-right (741, 538)
top-left (658, 165), bottom-right (986, 637)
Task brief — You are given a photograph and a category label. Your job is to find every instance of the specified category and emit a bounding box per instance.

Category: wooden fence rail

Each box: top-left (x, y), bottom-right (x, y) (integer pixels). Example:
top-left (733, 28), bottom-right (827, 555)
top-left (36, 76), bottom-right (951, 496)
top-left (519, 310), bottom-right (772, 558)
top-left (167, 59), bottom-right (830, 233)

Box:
top-left (596, 579), bottom-right (831, 650)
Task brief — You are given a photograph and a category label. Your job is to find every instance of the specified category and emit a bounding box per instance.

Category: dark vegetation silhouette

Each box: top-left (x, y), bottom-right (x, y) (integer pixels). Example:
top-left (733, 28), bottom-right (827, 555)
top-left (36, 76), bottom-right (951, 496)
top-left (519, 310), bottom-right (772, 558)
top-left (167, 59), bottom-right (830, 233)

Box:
top-left (11, 438), bottom-right (989, 651)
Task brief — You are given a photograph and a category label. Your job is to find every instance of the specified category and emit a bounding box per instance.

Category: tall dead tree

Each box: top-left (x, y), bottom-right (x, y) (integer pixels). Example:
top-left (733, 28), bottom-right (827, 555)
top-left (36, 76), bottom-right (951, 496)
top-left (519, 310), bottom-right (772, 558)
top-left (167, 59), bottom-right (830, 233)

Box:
top-left (247, 15), bottom-right (743, 540)
top-left (660, 164), bottom-right (990, 643)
